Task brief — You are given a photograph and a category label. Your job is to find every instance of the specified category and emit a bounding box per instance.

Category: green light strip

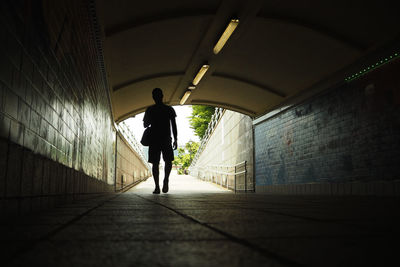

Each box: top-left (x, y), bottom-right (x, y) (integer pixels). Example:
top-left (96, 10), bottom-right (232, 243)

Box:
top-left (345, 52), bottom-right (399, 82)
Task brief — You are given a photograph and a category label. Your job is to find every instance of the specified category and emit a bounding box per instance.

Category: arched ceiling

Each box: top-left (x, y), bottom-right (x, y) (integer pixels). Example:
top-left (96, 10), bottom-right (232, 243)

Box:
top-left (96, 0), bottom-right (400, 122)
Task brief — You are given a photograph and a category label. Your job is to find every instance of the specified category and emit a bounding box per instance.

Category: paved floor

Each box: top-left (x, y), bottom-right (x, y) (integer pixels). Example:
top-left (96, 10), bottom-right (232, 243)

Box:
top-left (1, 172), bottom-right (399, 266)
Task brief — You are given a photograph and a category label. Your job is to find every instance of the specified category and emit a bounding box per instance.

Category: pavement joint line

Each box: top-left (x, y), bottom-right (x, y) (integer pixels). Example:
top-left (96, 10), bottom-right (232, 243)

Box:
top-left (232, 206), bottom-right (380, 232)
top-left (228, 206), bottom-right (332, 223)
top-left (4, 193), bottom-right (122, 264)
top-left (46, 238), bottom-right (230, 242)
top-left (135, 194), bottom-right (305, 267)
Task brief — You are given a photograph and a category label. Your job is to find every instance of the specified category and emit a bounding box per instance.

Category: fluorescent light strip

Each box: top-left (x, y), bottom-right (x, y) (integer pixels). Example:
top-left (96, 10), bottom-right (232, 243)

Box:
top-left (180, 90), bottom-right (191, 105)
top-left (213, 19), bottom-right (239, 54)
top-left (192, 64), bottom-right (209, 85)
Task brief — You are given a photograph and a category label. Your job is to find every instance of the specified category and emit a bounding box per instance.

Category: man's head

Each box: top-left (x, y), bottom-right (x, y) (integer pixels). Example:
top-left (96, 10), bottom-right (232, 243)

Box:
top-left (152, 88), bottom-right (163, 104)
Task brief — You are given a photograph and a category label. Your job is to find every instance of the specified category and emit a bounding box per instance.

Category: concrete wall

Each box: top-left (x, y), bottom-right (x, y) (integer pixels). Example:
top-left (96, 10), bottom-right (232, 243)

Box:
top-left (0, 0), bottom-right (116, 215)
top-left (191, 110), bottom-right (254, 191)
top-left (254, 59), bottom-right (400, 195)
top-left (116, 133), bottom-right (150, 190)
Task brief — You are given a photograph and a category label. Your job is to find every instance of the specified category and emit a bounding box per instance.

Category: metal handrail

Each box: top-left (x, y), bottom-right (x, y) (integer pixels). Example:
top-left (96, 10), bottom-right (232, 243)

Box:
top-left (190, 161), bottom-right (248, 192)
top-left (198, 170), bottom-right (246, 176)
top-left (215, 170), bottom-right (246, 175)
top-left (206, 161), bottom-right (247, 169)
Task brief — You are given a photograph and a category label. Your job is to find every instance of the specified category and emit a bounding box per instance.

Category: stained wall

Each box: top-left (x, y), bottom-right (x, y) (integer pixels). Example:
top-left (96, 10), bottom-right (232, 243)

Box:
top-left (254, 59), bottom-right (400, 195)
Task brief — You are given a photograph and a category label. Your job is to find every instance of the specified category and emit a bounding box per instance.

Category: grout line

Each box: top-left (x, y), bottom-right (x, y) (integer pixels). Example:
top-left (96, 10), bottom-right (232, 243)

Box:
top-left (231, 205), bottom-right (379, 232)
top-left (5, 193), bottom-right (121, 264)
top-left (228, 205), bottom-right (330, 223)
top-left (0, 192), bottom-right (115, 200)
top-left (136, 194), bottom-right (305, 267)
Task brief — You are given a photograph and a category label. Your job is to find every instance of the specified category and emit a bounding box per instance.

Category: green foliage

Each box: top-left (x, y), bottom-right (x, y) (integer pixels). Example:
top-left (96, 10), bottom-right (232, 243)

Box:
top-left (173, 141), bottom-right (199, 174)
top-left (189, 105), bottom-right (215, 139)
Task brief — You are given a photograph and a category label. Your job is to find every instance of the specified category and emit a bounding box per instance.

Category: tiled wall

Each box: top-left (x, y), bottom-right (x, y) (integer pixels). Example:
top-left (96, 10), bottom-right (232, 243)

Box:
top-left (116, 133), bottom-right (151, 191)
top-left (254, 59), bottom-right (400, 195)
top-left (191, 110), bottom-right (254, 191)
top-left (0, 0), bottom-right (116, 214)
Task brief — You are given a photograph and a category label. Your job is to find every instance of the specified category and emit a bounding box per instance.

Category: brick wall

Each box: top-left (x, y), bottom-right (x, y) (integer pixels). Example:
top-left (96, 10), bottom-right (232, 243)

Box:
top-left (0, 0), bottom-right (116, 214)
top-left (116, 133), bottom-right (151, 190)
top-left (254, 59), bottom-right (400, 195)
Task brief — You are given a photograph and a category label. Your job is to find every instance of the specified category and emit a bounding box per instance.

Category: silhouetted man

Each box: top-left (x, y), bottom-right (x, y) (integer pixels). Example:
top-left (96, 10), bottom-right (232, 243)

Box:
top-left (143, 88), bottom-right (178, 194)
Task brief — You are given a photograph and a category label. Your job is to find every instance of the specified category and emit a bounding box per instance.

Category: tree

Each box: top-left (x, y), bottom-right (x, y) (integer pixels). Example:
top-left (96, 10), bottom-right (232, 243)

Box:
top-left (189, 105), bottom-right (215, 139)
top-left (173, 141), bottom-right (199, 174)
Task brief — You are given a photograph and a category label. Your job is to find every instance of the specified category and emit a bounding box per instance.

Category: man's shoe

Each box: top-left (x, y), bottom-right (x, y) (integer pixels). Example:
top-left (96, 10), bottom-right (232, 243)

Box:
top-left (153, 187), bottom-right (160, 194)
top-left (162, 183), bottom-right (169, 193)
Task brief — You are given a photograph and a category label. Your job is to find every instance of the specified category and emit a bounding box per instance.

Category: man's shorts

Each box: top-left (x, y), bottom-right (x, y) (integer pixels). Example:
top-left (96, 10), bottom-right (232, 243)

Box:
top-left (148, 140), bottom-right (174, 163)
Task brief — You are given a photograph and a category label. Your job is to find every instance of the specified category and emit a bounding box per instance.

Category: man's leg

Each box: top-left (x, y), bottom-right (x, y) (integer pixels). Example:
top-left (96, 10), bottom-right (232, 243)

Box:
top-left (152, 161), bottom-right (160, 194)
top-left (162, 161), bottom-right (172, 193)
top-left (149, 144), bottom-right (161, 194)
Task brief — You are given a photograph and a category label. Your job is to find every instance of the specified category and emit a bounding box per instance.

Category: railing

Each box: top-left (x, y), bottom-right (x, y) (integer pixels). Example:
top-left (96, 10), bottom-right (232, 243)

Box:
top-left (190, 161), bottom-right (251, 192)
top-left (117, 121), bottom-right (151, 170)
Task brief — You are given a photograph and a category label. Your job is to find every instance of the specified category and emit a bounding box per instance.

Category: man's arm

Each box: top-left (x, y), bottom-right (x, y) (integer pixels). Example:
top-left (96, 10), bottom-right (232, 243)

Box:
top-left (143, 109), bottom-right (150, 128)
top-left (171, 117), bottom-right (178, 150)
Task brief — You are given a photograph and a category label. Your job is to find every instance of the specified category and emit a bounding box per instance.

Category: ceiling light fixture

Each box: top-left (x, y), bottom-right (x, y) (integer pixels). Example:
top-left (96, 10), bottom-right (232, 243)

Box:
top-left (180, 90), bottom-right (191, 105)
top-left (213, 19), bottom-right (239, 54)
top-left (188, 85), bottom-right (196, 90)
top-left (192, 64), bottom-right (210, 85)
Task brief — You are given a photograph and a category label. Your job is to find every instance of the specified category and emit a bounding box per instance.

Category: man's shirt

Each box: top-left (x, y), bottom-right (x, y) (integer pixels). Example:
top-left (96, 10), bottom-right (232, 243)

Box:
top-left (143, 103), bottom-right (176, 143)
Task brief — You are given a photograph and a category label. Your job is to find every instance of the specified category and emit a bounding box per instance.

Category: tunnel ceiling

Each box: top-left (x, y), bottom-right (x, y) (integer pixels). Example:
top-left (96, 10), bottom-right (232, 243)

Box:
top-left (96, 0), bottom-right (400, 122)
